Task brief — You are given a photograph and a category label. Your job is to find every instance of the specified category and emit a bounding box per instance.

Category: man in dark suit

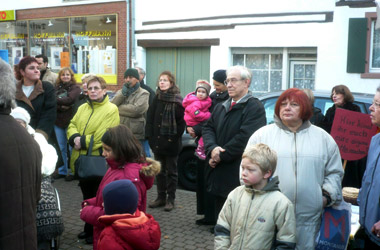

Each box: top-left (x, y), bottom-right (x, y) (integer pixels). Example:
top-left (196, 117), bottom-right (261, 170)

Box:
top-left (203, 65), bottom-right (266, 231)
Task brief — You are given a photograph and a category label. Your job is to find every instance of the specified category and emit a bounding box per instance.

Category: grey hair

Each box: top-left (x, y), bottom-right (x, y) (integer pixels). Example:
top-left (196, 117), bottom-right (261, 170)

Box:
top-left (226, 65), bottom-right (252, 81)
top-left (0, 58), bottom-right (16, 108)
top-left (377, 85), bottom-right (380, 93)
top-left (135, 67), bottom-right (145, 76)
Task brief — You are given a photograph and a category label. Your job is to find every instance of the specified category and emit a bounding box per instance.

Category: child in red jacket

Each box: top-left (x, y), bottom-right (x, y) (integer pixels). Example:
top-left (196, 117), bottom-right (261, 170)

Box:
top-left (97, 179), bottom-right (161, 250)
top-left (80, 125), bottom-right (161, 249)
top-left (182, 80), bottom-right (212, 159)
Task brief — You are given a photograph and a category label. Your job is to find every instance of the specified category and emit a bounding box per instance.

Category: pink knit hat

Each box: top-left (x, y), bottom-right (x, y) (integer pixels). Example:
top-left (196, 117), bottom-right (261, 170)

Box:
top-left (196, 80), bottom-right (211, 96)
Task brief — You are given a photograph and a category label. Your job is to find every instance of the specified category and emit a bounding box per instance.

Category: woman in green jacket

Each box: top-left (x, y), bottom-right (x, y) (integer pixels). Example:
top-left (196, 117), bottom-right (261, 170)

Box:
top-left (67, 76), bottom-right (119, 244)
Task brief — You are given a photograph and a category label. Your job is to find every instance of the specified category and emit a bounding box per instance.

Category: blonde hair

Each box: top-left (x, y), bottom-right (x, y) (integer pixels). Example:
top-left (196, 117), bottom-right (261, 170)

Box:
top-left (242, 143), bottom-right (277, 175)
top-left (81, 73), bottom-right (97, 83)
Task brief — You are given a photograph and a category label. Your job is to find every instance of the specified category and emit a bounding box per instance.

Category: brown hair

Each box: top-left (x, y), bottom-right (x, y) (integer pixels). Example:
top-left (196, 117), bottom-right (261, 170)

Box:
top-left (156, 71), bottom-right (180, 94)
top-left (101, 125), bottom-right (145, 164)
top-left (56, 67), bottom-right (76, 86)
top-left (331, 85), bottom-right (354, 103)
top-left (16, 56), bottom-right (38, 80)
top-left (275, 88), bottom-right (313, 121)
top-left (87, 76), bottom-right (107, 89)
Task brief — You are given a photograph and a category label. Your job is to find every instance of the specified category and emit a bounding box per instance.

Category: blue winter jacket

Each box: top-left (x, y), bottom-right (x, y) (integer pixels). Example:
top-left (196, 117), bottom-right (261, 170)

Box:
top-left (358, 133), bottom-right (380, 246)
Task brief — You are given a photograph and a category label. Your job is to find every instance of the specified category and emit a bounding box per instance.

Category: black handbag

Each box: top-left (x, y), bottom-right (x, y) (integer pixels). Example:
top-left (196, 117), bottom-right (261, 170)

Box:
top-left (75, 135), bottom-right (107, 180)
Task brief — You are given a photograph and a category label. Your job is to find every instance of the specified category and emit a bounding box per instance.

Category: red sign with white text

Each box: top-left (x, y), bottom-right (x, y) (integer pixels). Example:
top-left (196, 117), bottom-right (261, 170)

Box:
top-left (331, 109), bottom-right (377, 161)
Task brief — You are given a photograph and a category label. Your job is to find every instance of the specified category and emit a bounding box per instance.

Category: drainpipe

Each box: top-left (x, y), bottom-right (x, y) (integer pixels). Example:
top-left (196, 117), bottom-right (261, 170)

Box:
top-left (126, 0), bottom-right (133, 68)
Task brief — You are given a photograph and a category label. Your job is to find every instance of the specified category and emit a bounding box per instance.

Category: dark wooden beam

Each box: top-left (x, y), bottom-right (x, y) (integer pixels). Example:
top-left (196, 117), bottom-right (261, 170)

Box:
top-left (336, 0), bottom-right (375, 8)
top-left (137, 39), bottom-right (220, 48)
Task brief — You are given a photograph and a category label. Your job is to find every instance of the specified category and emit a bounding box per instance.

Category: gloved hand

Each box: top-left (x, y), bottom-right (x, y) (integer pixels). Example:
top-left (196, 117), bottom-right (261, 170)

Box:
top-left (122, 83), bottom-right (128, 96)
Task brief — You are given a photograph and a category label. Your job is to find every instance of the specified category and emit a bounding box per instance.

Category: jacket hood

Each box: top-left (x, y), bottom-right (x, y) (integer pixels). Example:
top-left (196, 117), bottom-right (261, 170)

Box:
top-left (141, 157), bottom-right (161, 177)
top-left (245, 176), bottom-right (280, 193)
top-left (105, 157), bottom-right (161, 177)
top-left (98, 210), bottom-right (161, 250)
top-left (274, 115), bottom-right (311, 133)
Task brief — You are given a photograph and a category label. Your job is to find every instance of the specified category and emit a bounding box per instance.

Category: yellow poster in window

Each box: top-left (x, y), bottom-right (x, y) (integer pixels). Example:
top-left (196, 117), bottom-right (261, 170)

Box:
top-left (60, 52), bottom-right (69, 68)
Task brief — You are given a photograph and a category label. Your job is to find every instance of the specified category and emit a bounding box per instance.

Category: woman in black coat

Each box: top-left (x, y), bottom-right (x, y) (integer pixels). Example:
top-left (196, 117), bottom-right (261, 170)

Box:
top-left (191, 69), bottom-right (229, 226)
top-left (146, 71), bottom-right (185, 212)
top-left (14, 56), bottom-right (56, 140)
top-left (321, 84), bottom-right (364, 188)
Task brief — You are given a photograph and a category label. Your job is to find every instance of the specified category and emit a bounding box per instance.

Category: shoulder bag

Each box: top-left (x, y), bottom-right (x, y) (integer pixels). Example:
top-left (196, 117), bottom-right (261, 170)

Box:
top-left (75, 135), bottom-right (107, 180)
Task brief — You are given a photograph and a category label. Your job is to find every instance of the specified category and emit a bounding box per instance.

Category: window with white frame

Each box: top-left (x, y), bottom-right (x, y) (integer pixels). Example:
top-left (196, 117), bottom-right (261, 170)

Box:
top-left (232, 48), bottom-right (317, 94)
top-left (233, 53), bottom-right (282, 95)
top-left (370, 20), bottom-right (380, 73)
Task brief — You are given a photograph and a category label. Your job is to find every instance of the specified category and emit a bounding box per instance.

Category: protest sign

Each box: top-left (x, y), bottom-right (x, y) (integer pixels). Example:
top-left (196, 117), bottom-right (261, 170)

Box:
top-left (331, 109), bottom-right (377, 161)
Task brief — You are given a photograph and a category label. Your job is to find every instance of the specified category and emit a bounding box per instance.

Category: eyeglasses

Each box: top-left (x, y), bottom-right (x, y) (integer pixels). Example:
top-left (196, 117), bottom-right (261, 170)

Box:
top-left (224, 78), bottom-right (244, 85)
top-left (88, 87), bottom-right (101, 91)
top-left (372, 100), bottom-right (380, 109)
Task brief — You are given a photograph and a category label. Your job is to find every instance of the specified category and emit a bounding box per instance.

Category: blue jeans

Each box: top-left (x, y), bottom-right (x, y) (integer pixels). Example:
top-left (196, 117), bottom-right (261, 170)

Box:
top-left (140, 139), bottom-right (151, 157)
top-left (54, 125), bottom-right (72, 175)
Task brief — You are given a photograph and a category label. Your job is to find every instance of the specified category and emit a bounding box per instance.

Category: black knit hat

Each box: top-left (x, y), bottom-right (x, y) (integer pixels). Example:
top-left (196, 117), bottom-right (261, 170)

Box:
top-left (124, 68), bottom-right (140, 80)
top-left (212, 70), bottom-right (227, 84)
top-left (103, 180), bottom-right (138, 215)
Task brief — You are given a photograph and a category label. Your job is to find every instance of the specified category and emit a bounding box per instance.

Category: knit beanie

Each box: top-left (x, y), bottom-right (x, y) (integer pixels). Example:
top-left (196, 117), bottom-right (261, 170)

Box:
top-left (212, 70), bottom-right (227, 84)
top-left (196, 81), bottom-right (211, 96)
top-left (10, 107), bottom-right (31, 125)
top-left (103, 179), bottom-right (138, 215)
top-left (124, 68), bottom-right (140, 80)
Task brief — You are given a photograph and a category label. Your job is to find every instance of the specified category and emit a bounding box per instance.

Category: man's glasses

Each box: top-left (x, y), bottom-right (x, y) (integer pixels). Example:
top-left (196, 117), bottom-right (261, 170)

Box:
top-left (372, 100), bottom-right (380, 109)
top-left (224, 78), bottom-right (244, 85)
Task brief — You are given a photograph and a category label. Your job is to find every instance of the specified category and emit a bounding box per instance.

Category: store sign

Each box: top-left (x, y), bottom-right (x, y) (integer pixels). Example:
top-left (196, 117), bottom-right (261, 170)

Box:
top-left (0, 10), bottom-right (16, 21)
top-left (33, 32), bottom-right (65, 38)
top-left (75, 30), bottom-right (112, 37)
top-left (0, 34), bottom-right (24, 39)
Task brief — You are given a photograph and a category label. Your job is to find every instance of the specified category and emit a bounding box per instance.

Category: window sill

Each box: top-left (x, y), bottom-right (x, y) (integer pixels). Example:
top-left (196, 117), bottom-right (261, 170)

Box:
top-left (360, 73), bottom-right (380, 79)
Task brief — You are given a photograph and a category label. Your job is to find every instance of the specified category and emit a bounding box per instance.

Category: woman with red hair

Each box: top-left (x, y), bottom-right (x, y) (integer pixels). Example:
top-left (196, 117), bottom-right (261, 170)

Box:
top-left (244, 88), bottom-right (344, 249)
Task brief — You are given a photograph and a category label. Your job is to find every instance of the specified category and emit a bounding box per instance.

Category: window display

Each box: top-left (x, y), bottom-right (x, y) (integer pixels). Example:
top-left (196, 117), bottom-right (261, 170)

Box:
top-left (71, 15), bottom-right (117, 82)
top-left (29, 18), bottom-right (69, 72)
top-left (0, 21), bottom-right (27, 66)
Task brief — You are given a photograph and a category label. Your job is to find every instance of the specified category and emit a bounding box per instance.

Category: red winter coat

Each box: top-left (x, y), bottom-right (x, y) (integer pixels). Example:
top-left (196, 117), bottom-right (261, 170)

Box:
top-left (97, 210), bottom-right (161, 250)
top-left (182, 92), bottom-right (212, 127)
top-left (80, 158), bottom-right (161, 250)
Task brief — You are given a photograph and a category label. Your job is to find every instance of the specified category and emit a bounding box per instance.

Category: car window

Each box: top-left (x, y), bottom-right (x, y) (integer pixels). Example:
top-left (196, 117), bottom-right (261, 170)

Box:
top-left (314, 97), bottom-right (368, 115)
top-left (261, 97), bottom-right (277, 124)
top-left (314, 97), bottom-right (333, 115)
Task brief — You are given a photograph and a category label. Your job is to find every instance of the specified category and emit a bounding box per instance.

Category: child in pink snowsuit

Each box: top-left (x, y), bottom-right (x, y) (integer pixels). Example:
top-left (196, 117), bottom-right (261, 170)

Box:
top-left (182, 80), bottom-right (212, 159)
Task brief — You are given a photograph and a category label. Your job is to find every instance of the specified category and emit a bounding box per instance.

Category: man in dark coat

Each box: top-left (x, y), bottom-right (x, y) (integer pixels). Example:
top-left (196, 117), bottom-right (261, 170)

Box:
top-left (0, 58), bottom-right (42, 250)
top-left (136, 67), bottom-right (155, 157)
top-left (203, 65), bottom-right (266, 225)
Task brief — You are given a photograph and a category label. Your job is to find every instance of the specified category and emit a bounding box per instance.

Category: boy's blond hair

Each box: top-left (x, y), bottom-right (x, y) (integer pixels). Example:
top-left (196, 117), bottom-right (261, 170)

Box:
top-left (242, 143), bottom-right (277, 176)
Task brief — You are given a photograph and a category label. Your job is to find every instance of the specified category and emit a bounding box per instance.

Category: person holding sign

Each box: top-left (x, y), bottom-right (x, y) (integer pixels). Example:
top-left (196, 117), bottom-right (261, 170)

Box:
top-left (321, 85), bottom-right (365, 188)
top-left (357, 86), bottom-right (380, 248)
top-left (244, 88), bottom-right (343, 249)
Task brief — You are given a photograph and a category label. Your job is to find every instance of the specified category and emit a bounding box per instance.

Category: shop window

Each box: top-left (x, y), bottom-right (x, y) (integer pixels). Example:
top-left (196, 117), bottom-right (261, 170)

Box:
top-left (0, 21), bottom-right (27, 66)
top-left (29, 18), bottom-right (69, 73)
top-left (233, 53), bottom-right (282, 95)
top-left (71, 15), bottom-right (117, 83)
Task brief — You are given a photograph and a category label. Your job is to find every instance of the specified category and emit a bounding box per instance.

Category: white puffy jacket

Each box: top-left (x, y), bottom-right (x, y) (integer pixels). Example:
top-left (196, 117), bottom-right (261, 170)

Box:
top-left (244, 117), bottom-right (343, 249)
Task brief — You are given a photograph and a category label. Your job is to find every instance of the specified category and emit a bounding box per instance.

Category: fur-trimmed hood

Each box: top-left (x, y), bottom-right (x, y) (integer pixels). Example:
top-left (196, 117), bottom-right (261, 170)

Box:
top-left (140, 157), bottom-right (161, 177)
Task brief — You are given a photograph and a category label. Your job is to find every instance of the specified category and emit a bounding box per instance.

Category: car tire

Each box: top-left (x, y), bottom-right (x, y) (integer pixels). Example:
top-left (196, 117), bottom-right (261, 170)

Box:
top-left (177, 148), bottom-right (198, 191)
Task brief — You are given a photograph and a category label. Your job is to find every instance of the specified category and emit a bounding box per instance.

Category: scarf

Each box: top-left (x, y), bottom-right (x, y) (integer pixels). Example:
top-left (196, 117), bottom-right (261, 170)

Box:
top-left (157, 90), bottom-right (183, 136)
top-left (122, 82), bottom-right (140, 97)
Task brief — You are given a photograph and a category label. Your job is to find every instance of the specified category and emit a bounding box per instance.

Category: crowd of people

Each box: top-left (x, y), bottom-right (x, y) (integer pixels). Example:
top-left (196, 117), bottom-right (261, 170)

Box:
top-left (2, 53), bottom-right (380, 250)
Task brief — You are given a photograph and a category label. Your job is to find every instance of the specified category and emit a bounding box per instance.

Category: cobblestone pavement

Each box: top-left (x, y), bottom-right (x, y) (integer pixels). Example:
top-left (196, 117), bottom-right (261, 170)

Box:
top-left (53, 178), bottom-right (214, 249)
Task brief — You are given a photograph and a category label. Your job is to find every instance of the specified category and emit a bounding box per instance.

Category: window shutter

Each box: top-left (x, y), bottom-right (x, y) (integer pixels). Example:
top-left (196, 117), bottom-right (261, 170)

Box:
top-left (347, 18), bottom-right (368, 73)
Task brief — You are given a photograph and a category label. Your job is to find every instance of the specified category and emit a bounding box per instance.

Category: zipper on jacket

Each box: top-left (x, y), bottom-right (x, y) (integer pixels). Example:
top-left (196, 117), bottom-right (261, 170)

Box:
top-left (293, 132), bottom-right (297, 214)
top-left (238, 191), bottom-right (255, 249)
